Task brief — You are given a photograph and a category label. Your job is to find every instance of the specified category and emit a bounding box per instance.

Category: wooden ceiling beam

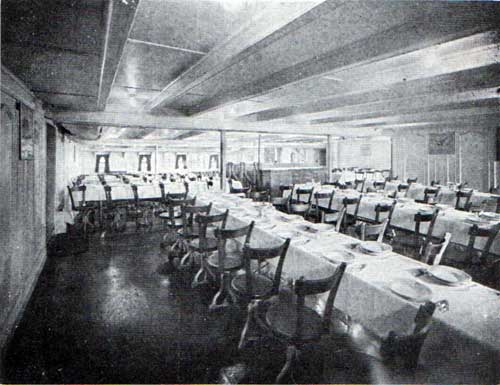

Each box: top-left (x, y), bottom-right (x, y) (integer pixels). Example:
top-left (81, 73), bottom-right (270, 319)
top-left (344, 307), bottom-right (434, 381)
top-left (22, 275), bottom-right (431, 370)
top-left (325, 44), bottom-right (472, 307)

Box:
top-left (144, 0), bottom-right (332, 112)
top-left (97, 0), bottom-right (140, 109)
top-left (51, 111), bottom-right (331, 136)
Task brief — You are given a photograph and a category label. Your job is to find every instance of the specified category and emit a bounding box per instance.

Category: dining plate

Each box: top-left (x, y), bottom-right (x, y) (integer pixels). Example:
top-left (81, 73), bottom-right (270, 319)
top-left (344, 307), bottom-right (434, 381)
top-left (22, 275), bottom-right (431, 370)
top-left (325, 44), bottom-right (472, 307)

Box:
top-left (357, 241), bottom-right (392, 255)
top-left (427, 265), bottom-right (472, 286)
top-left (276, 231), bottom-right (297, 239)
top-left (389, 279), bottom-right (433, 302)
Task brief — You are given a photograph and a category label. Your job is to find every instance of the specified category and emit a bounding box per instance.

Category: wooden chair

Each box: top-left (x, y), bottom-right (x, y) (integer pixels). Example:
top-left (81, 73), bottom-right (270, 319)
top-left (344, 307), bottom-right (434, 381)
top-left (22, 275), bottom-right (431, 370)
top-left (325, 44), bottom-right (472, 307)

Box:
top-left (249, 189), bottom-right (270, 202)
top-left (177, 203), bottom-right (212, 267)
top-left (102, 185), bottom-right (127, 233)
top-left (430, 180), bottom-right (440, 186)
top-left (340, 196), bottom-right (363, 233)
top-left (392, 208), bottom-right (440, 257)
top-left (159, 196), bottom-right (196, 249)
top-left (415, 187), bottom-right (440, 204)
top-left (354, 218), bottom-right (390, 242)
top-left (289, 187), bottom-right (313, 217)
top-left (131, 185), bottom-right (154, 230)
top-left (191, 210), bottom-right (230, 287)
top-left (205, 222), bottom-right (255, 311)
top-left (230, 238), bottom-right (291, 305)
top-left (354, 179), bottom-right (365, 192)
top-left (67, 185), bottom-right (97, 234)
top-left (331, 302), bottom-right (437, 383)
top-left (238, 263), bottom-right (347, 383)
top-left (455, 189), bottom-right (473, 211)
top-left (465, 222), bottom-right (500, 265)
top-left (407, 177), bottom-right (418, 185)
top-left (420, 232), bottom-right (451, 265)
top-left (308, 191), bottom-right (335, 223)
top-left (373, 180), bottom-right (386, 191)
top-left (271, 184), bottom-right (293, 212)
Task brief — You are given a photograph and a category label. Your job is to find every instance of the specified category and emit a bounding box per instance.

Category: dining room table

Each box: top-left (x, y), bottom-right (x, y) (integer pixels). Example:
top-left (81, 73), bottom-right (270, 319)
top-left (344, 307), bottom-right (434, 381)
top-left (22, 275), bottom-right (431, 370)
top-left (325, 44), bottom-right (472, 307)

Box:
top-left (196, 191), bottom-right (500, 383)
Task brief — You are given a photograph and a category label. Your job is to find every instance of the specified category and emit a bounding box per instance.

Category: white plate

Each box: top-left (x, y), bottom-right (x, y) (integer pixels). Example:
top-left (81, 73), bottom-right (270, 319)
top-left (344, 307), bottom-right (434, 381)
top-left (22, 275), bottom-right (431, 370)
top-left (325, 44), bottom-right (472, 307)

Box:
top-left (389, 279), bottom-right (433, 302)
top-left (427, 265), bottom-right (472, 286)
top-left (276, 231), bottom-right (297, 239)
top-left (358, 241), bottom-right (392, 255)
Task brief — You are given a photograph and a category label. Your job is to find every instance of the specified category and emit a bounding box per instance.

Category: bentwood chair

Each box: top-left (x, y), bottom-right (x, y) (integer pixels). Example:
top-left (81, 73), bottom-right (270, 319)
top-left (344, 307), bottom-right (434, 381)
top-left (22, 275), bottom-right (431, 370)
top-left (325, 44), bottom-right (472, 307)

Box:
top-left (238, 263), bottom-right (347, 383)
top-left (392, 208), bottom-right (440, 257)
top-left (372, 180), bottom-right (386, 191)
top-left (341, 196), bottom-right (363, 233)
top-left (420, 232), bottom-right (451, 265)
top-left (308, 191), bottom-right (335, 223)
top-left (271, 184), bottom-right (294, 212)
top-left (415, 187), bottom-right (440, 204)
top-left (354, 218), bottom-right (390, 242)
top-left (455, 189), bottom-right (473, 211)
top-left (159, 196), bottom-right (196, 250)
top-left (465, 222), bottom-right (500, 265)
top-left (250, 189), bottom-right (271, 202)
top-left (205, 222), bottom-right (255, 311)
top-left (353, 179), bottom-right (366, 193)
top-left (329, 301), bottom-right (437, 383)
top-left (102, 185), bottom-right (128, 233)
top-left (230, 238), bottom-right (291, 306)
top-left (131, 185), bottom-right (154, 230)
top-left (289, 187), bottom-right (314, 217)
top-left (177, 203), bottom-right (212, 267)
top-left (67, 185), bottom-right (97, 233)
top-left (430, 180), bottom-right (440, 186)
top-left (407, 177), bottom-right (418, 185)
top-left (189, 211), bottom-right (230, 288)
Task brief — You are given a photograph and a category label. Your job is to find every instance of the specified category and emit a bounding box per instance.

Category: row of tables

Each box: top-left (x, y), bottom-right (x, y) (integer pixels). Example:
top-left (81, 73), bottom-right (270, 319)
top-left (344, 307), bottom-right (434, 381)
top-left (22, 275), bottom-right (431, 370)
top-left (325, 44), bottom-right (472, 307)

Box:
top-left (285, 182), bottom-right (500, 257)
top-left (196, 191), bottom-right (500, 383)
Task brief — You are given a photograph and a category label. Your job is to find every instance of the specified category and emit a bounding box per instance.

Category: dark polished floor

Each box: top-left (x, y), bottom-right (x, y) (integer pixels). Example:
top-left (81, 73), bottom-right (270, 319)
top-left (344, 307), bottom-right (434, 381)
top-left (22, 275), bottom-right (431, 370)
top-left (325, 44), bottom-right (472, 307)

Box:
top-left (5, 230), bottom-right (339, 384)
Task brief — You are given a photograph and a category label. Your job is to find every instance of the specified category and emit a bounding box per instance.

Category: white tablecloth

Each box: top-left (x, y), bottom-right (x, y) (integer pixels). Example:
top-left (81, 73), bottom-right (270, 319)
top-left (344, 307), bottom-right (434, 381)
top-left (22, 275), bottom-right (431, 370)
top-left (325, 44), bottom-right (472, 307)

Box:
top-left (198, 192), bottom-right (500, 383)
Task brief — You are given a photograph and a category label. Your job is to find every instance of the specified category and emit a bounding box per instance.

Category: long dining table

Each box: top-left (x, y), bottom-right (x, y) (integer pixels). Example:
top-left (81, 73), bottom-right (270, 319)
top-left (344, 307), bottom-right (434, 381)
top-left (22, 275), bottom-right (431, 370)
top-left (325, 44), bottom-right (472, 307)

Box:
top-left (285, 183), bottom-right (500, 258)
top-left (197, 191), bottom-right (500, 383)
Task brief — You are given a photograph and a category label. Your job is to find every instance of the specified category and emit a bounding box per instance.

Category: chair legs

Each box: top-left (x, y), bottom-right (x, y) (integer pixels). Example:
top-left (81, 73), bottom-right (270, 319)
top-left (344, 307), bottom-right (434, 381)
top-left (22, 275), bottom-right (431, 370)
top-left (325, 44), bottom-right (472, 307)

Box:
top-left (276, 345), bottom-right (299, 384)
top-left (209, 272), bottom-right (233, 312)
top-left (238, 300), bottom-right (260, 350)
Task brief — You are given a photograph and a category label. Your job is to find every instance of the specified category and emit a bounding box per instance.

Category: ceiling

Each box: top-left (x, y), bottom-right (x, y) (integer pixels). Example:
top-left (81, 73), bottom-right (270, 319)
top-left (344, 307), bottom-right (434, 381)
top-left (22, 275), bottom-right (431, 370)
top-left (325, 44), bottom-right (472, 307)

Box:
top-left (2, 0), bottom-right (499, 142)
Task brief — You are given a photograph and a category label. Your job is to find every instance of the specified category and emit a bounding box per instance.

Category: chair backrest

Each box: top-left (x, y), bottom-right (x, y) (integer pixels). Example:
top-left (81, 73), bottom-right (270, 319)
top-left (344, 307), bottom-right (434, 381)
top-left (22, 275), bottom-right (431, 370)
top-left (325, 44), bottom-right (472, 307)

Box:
top-left (407, 177), bottom-right (418, 184)
top-left (373, 180), bottom-right (386, 190)
top-left (67, 185), bottom-right (86, 210)
top-left (314, 191), bottom-right (334, 211)
top-left (279, 184), bottom-right (294, 196)
top-left (418, 208), bottom-right (441, 251)
top-left (342, 195), bottom-right (362, 221)
top-left (357, 219), bottom-right (389, 242)
top-left (374, 200), bottom-right (397, 223)
top-left (334, 207), bottom-right (347, 232)
top-left (241, 238), bottom-right (291, 300)
top-left (215, 222), bottom-right (255, 272)
top-left (467, 222), bottom-right (500, 263)
top-left (296, 187), bottom-right (313, 204)
top-left (354, 179), bottom-right (365, 192)
top-left (294, 262), bottom-right (347, 338)
top-left (423, 187), bottom-right (440, 203)
top-left (380, 301), bottom-right (436, 371)
top-left (250, 190), bottom-right (270, 202)
top-left (164, 189), bottom-right (188, 202)
top-left (103, 185), bottom-right (113, 205)
top-left (181, 203), bottom-right (212, 234)
top-left (455, 189), bottom-right (473, 211)
top-left (420, 232), bottom-right (451, 265)
top-left (430, 180), bottom-right (440, 186)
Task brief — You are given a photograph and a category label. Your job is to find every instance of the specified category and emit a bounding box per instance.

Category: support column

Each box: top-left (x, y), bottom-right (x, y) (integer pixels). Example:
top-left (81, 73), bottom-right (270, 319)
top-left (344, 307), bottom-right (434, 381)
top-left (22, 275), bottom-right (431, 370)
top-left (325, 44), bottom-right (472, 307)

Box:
top-left (154, 145), bottom-right (158, 174)
top-left (220, 130), bottom-right (226, 191)
top-left (326, 134), bottom-right (331, 182)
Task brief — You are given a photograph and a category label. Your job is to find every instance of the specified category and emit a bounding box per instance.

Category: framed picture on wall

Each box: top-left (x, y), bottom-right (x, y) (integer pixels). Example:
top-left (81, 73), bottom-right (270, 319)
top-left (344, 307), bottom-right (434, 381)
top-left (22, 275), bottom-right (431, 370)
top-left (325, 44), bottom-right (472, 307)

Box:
top-left (20, 116), bottom-right (34, 160)
top-left (429, 133), bottom-right (455, 155)
top-left (175, 153), bottom-right (187, 169)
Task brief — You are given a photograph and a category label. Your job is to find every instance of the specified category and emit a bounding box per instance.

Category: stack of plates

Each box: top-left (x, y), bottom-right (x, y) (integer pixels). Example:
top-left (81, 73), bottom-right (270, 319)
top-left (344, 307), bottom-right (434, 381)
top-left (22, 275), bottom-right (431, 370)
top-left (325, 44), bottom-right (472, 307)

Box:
top-left (357, 241), bottom-right (392, 255)
top-left (389, 278), bottom-right (433, 302)
top-left (426, 265), bottom-right (472, 286)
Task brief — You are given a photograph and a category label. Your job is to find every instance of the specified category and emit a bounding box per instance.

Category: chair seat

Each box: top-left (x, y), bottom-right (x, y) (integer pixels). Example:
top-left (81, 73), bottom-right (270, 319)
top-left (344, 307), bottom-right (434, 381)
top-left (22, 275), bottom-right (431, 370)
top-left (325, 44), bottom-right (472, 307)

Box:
top-left (231, 273), bottom-right (274, 298)
top-left (189, 237), bottom-right (218, 252)
top-left (177, 227), bottom-right (201, 239)
top-left (265, 301), bottom-right (323, 341)
top-left (207, 252), bottom-right (243, 270)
